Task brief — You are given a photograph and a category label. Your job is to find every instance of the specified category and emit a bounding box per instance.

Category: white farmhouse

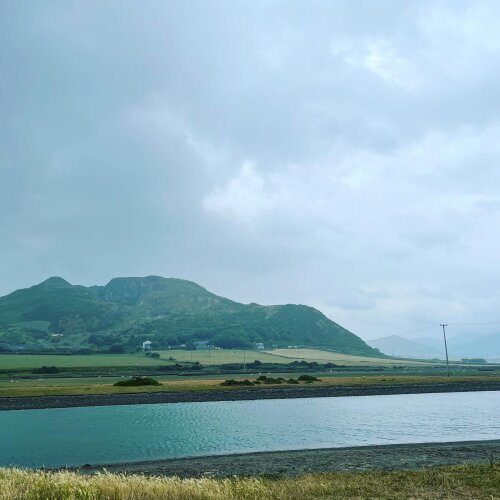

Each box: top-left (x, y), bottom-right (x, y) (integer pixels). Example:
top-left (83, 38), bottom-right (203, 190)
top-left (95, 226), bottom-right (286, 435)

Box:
top-left (142, 340), bottom-right (152, 351)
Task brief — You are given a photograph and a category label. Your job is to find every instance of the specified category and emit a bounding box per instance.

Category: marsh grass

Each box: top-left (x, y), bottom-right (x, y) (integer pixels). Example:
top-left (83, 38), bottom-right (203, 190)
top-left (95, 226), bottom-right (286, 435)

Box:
top-left (0, 464), bottom-right (498, 499)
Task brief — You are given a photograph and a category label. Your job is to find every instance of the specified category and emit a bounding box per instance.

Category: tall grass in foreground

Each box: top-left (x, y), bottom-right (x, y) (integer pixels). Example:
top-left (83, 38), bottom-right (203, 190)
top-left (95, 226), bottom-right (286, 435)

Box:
top-left (0, 464), bottom-right (498, 499)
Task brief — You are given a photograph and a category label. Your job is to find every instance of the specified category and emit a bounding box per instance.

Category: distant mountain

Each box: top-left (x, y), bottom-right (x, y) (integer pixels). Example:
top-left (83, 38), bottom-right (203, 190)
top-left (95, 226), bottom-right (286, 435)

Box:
top-left (407, 332), bottom-right (500, 360)
top-left (449, 332), bottom-right (500, 359)
top-left (366, 335), bottom-right (442, 359)
top-left (411, 336), bottom-right (444, 353)
top-left (0, 276), bottom-right (379, 356)
top-left (447, 331), bottom-right (486, 345)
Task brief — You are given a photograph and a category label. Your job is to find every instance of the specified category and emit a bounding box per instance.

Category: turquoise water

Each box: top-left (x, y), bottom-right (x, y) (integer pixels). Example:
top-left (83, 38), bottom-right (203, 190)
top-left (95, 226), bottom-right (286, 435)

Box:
top-left (1, 391), bottom-right (499, 468)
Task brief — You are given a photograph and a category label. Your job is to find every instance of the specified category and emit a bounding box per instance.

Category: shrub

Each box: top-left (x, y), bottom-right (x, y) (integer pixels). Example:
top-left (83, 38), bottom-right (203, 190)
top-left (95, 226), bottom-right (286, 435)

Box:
top-left (297, 375), bottom-right (321, 382)
top-left (113, 377), bottom-right (161, 387)
top-left (220, 379), bottom-right (256, 387)
top-left (287, 378), bottom-right (299, 384)
top-left (263, 377), bottom-right (282, 384)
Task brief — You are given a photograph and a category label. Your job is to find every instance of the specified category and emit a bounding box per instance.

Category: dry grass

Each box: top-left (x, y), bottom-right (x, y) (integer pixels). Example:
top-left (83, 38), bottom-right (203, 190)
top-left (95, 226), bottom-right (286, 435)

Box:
top-left (0, 373), bottom-right (497, 398)
top-left (269, 349), bottom-right (433, 366)
top-left (0, 464), bottom-right (498, 499)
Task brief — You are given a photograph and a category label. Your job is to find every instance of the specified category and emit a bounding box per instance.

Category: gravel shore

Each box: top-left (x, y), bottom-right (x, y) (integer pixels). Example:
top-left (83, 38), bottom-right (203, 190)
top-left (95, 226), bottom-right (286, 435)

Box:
top-left (1, 380), bottom-right (499, 411)
top-left (75, 440), bottom-right (500, 477)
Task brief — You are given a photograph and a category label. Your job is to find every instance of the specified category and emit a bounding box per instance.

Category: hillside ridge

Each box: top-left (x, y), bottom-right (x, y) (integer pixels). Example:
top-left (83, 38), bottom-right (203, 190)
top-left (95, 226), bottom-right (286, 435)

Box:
top-left (0, 276), bottom-right (379, 356)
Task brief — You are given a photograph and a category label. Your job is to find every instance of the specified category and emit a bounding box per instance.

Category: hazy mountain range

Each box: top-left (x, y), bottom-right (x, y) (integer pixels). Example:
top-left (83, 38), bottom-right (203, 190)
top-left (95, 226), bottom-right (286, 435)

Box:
top-left (366, 335), bottom-right (442, 359)
top-left (367, 333), bottom-right (500, 360)
top-left (0, 276), bottom-right (378, 356)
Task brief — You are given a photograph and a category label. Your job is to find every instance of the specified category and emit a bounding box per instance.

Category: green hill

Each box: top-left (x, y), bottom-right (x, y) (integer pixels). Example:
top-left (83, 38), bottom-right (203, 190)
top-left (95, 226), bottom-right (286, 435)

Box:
top-left (0, 276), bottom-right (378, 356)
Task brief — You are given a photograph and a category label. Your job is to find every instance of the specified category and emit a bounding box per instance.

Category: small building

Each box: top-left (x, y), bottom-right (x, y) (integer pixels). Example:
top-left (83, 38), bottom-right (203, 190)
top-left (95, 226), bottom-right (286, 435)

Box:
top-left (142, 340), bottom-right (152, 351)
top-left (255, 343), bottom-right (265, 350)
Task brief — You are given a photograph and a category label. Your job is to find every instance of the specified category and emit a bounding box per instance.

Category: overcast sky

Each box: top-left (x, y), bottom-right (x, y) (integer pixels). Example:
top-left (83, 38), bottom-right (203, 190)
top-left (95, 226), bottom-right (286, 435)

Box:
top-left (2, 1), bottom-right (500, 340)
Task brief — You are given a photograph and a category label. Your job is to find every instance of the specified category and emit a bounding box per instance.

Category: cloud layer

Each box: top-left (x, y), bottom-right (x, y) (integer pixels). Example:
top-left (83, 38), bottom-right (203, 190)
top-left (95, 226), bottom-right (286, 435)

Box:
top-left (2, 0), bottom-right (500, 339)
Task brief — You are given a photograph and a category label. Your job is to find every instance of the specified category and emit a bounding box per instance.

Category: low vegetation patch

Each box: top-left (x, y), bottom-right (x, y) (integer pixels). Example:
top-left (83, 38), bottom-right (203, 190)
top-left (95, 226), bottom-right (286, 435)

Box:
top-left (0, 464), bottom-right (498, 499)
top-left (220, 375), bottom-right (322, 387)
top-left (297, 374), bottom-right (321, 382)
top-left (257, 376), bottom-right (285, 384)
top-left (113, 377), bottom-right (161, 387)
top-left (220, 379), bottom-right (256, 387)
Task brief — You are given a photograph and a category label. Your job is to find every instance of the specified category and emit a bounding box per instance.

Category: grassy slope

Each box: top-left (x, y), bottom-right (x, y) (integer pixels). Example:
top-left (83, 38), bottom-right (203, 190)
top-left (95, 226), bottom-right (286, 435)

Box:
top-left (0, 276), bottom-right (379, 356)
top-left (0, 465), bottom-right (498, 499)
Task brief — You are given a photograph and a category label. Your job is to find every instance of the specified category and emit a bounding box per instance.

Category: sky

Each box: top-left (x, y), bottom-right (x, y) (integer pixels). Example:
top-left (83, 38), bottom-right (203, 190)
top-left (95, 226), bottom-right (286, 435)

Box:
top-left (2, 0), bottom-right (500, 340)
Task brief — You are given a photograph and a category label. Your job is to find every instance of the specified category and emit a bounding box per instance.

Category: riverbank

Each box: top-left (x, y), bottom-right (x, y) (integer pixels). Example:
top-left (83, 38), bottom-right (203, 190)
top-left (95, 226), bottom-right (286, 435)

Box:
top-left (1, 379), bottom-right (499, 410)
top-left (76, 440), bottom-right (500, 477)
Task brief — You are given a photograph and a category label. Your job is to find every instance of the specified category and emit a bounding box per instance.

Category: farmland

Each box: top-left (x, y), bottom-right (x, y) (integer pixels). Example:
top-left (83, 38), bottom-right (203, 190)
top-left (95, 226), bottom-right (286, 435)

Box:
top-left (155, 348), bottom-right (311, 365)
top-left (0, 353), bottom-right (168, 370)
top-left (0, 350), bottom-right (300, 371)
top-left (0, 347), bottom-right (497, 400)
top-left (269, 348), bottom-right (432, 366)
top-left (0, 348), bottom-right (434, 371)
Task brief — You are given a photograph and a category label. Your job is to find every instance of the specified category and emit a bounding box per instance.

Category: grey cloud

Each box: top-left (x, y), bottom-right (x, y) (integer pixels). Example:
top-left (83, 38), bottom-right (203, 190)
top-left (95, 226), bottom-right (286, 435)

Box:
top-left (2, 1), bottom-right (500, 339)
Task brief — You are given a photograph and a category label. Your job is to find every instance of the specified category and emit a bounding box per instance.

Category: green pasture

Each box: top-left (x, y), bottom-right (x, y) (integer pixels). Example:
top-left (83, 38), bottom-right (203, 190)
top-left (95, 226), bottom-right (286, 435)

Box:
top-left (0, 348), bottom-right (449, 372)
top-left (156, 348), bottom-right (297, 364)
top-left (0, 353), bottom-right (168, 370)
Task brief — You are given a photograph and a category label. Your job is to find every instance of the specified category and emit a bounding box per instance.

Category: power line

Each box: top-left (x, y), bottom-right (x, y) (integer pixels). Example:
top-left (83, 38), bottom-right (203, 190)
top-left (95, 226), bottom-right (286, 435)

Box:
top-left (447, 322), bottom-right (500, 327)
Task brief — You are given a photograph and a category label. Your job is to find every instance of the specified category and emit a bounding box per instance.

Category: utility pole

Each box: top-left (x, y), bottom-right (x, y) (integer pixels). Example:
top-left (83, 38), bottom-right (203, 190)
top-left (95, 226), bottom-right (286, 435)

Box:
top-left (440, 324), bottom-right (450, 377)
top-left (243, 347), bottom-right (246, 374)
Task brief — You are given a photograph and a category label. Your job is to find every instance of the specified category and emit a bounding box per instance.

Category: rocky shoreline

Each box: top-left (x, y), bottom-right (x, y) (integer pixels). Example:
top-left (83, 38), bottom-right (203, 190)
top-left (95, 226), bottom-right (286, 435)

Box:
top-left (75, 440), bottom-right (500, 477)
top-left (1, 380), bottom-right (499, 411)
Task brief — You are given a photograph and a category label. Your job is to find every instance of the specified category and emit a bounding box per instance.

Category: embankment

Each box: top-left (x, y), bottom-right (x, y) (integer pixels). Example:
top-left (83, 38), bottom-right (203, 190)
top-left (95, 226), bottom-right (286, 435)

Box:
top-left (1, 380), bottom-right (499, 410)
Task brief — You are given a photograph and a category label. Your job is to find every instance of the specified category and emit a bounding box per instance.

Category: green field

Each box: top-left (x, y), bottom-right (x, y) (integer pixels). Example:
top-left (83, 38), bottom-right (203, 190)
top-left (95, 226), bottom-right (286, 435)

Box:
top-left (0, 353), bottom-right (168, 370)
top-left (156, 349), bottom-right (301, 364)
top-left (0, 348), bottom-right (431, 371)
top-left (0, 464), bottom-right (498, 499)
top-left (0, 350), bottom-right (294, 370)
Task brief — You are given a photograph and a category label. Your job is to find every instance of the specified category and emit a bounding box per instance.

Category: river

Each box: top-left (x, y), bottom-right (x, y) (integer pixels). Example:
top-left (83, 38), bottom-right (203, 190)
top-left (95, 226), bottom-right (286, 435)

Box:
top-left (1, 391), bottom-right (498, 468)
